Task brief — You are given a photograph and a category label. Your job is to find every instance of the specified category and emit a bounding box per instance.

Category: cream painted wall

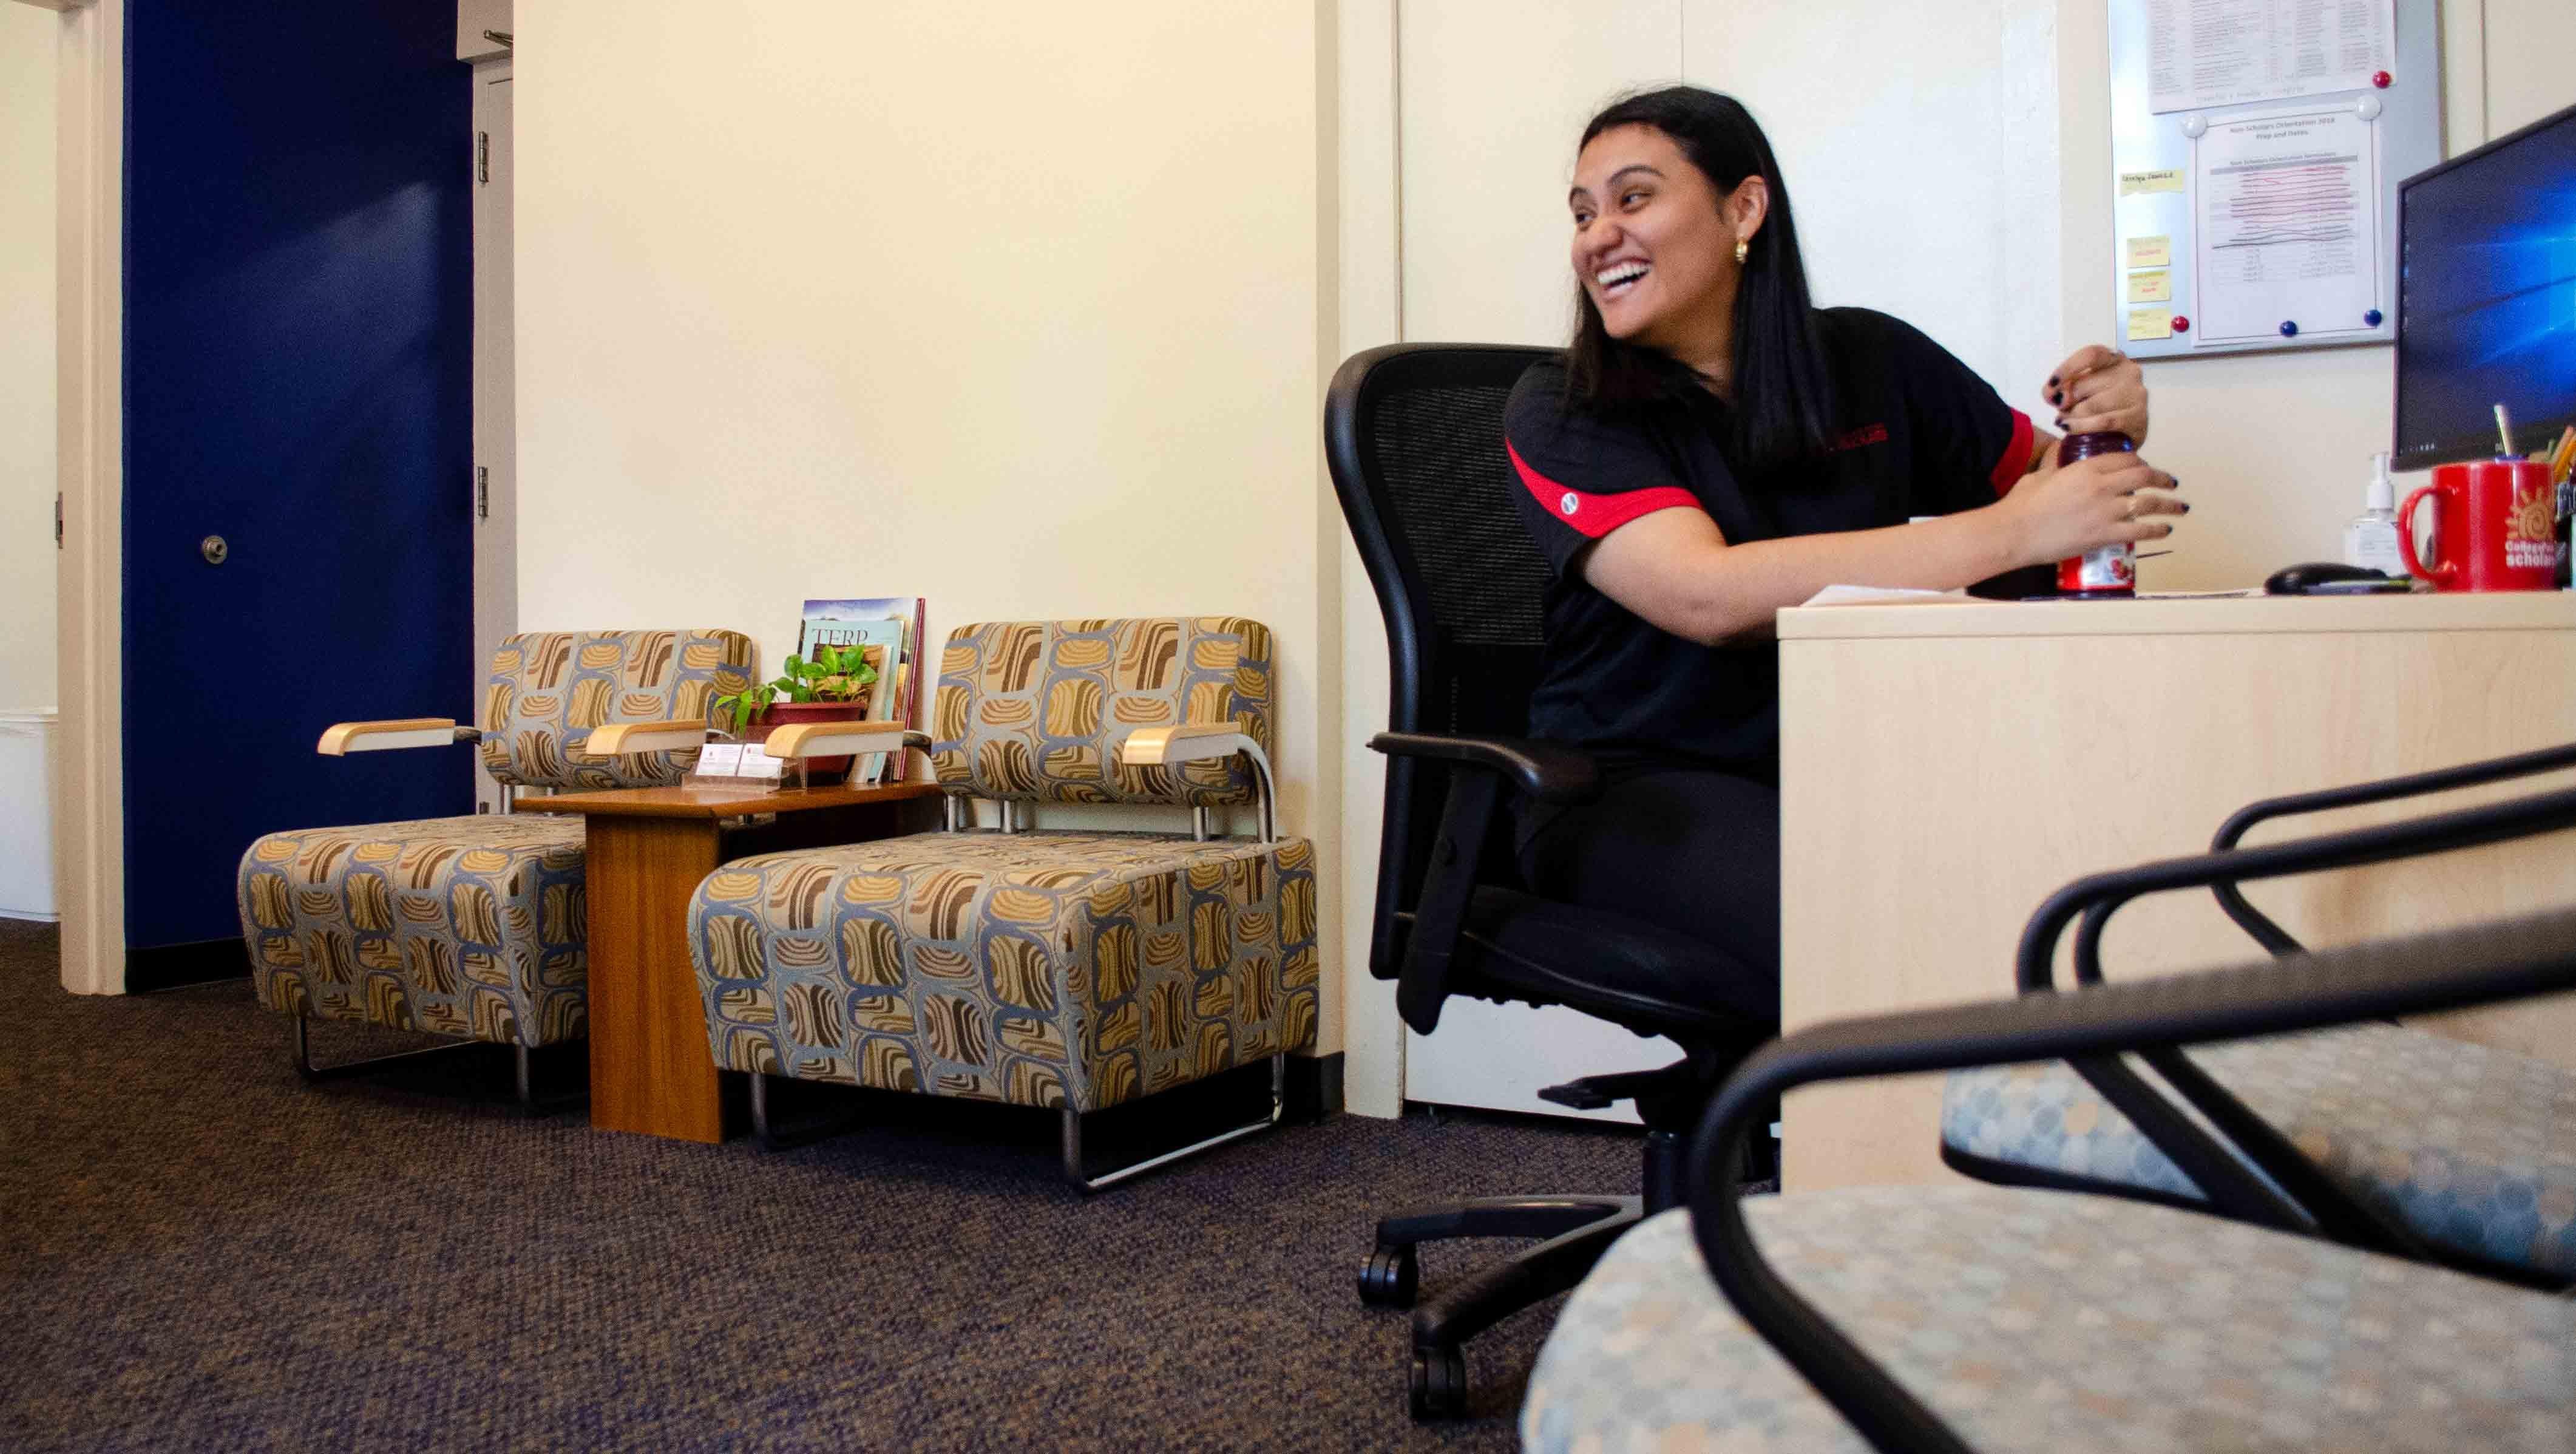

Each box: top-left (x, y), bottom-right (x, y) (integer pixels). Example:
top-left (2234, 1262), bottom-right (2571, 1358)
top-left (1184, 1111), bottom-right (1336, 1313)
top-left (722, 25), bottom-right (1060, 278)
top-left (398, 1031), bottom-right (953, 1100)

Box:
top-left (2, 3), bottom-right (59, 714)
top-left (1684, 0), bottom-right (2063, 421)
top-left (1397, 1), bottom-right (1681, 345)
top-left (515, 5), bottom-right (1346, 1050)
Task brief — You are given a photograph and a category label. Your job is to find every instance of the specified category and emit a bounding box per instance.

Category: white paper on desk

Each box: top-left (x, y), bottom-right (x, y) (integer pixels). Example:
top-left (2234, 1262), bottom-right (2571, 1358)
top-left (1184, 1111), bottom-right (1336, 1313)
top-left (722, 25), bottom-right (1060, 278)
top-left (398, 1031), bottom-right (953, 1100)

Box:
top-left (1799, 585), bottom-right (1974, 607)
top-left (2191, 106), bottom-right (2381, 343)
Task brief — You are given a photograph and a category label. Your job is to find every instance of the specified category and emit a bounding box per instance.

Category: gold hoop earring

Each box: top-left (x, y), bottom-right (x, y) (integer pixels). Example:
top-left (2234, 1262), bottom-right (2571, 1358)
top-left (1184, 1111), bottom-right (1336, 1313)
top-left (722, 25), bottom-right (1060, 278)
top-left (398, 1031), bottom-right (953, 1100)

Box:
top-left (1734, 238), bottom-right (1751, 265)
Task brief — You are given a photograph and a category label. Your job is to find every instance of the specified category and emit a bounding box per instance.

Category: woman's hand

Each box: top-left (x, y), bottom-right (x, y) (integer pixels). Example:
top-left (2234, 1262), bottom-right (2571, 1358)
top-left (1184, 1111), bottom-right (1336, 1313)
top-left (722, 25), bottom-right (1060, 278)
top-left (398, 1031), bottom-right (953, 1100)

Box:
top-left (1992, 449), bottom-right (2183, 569)
top-left (2044, 345), bottom-right (2149, 446)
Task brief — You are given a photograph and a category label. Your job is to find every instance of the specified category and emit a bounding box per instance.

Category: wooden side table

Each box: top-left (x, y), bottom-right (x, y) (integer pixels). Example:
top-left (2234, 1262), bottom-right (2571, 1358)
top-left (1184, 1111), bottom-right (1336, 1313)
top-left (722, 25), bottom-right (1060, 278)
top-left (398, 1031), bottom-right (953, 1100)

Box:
top-left (523, 781), bottom-right (944, 1143)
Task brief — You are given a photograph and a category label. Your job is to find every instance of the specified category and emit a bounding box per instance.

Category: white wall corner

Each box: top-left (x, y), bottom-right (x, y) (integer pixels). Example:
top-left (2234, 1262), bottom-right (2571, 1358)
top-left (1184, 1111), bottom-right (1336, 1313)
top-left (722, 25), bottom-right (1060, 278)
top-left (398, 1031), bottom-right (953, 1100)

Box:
top-left (54, 0), bottom-right (123, 993)
top-left (1334, 0), bottom-right (1405, 1117)
top-left (2439, 0), bottom-right (2487, 153)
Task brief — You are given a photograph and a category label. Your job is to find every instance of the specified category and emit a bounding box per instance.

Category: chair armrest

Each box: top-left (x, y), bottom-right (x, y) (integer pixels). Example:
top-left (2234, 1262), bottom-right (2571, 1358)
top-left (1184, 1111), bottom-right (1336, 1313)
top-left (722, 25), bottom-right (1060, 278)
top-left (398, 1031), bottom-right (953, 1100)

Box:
top-left (1368, 731), bottom-right (1601, 804)
top-left (2208, 741), bottom-right (2576, 956)
top-left (1120, 722), bottom-right (1253, 767)
top-left (316, 719), bottom-right (475, 755)
top-left (758, 722), bottom-right (927, 762)
top-left (1120, 725), bottom-right (1281, 842)
top-left (581, 719), bottom-right (710, 756)
top-left (2021, 781), bottom-right (2576, 993)
top-left (1686, 906), bottom-right (2576, 1454)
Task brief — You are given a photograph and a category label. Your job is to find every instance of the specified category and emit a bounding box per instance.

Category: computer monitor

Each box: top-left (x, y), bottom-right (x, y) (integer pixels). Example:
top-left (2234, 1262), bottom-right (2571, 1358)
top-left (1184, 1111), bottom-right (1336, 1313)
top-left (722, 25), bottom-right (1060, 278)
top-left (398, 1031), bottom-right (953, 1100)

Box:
top-left (2393, 101), bottom-right (2576, 472)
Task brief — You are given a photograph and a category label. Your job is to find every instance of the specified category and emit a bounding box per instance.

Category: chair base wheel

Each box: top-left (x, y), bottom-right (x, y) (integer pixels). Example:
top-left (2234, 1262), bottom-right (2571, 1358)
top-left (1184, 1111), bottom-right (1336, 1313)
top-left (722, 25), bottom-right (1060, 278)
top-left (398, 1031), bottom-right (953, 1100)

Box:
top-left (1358, 1242), bottom-right (1419, 1308)
top-left (1410, 1345), bottom-right (1468, 1421)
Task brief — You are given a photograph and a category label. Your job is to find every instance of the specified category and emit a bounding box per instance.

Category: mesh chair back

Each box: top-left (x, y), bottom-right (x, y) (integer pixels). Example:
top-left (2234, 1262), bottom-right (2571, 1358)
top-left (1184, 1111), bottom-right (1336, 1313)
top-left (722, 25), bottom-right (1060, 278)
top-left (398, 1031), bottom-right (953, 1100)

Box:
top-left (478, 629), bottom-right (756, 789)
top-left (927, 617), bottom-right (1276, 807)
top-left (1325, 342), bottom-right (1558, 979)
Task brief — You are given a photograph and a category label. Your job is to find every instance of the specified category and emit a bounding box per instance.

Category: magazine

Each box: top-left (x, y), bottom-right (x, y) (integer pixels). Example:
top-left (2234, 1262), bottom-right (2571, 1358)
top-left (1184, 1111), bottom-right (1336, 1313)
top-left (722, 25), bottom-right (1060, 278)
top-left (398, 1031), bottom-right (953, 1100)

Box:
top-left (798, 597), bottom-right (926, 784)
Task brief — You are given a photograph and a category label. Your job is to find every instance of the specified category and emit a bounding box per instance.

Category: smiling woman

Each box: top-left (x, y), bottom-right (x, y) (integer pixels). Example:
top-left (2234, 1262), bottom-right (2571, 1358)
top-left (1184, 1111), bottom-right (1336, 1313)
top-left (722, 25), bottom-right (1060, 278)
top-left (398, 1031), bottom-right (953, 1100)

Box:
top-left (1499, 85), bottom-right (2186, 1027)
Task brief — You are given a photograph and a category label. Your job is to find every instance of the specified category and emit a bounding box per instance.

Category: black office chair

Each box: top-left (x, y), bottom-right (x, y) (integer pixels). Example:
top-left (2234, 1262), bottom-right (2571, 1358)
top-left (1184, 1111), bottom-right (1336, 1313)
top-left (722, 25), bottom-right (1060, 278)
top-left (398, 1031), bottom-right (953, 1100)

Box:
top-left (1325, 342), bottom-right (1778, 1418)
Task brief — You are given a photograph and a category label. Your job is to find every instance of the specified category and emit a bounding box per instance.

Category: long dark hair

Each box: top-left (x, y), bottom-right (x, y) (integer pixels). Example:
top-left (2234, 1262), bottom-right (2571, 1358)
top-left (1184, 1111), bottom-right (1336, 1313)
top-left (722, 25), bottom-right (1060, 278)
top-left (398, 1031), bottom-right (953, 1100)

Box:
top-left (1564, 87), bottom-right (1835, 474)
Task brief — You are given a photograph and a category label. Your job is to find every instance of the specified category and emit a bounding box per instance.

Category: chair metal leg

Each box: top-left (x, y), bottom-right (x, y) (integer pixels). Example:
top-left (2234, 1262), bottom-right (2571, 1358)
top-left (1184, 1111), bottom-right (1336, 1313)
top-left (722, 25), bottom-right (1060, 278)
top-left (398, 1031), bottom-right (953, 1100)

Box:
top-left (291, 1012), bottom-right (486, 1082)
top-left (747, 1070), bottom-right (869, 1152)
top-left (291, 1014), bottom-right (581, 1116)
top-left (1061, 1053), bottom-right (1286, 1192)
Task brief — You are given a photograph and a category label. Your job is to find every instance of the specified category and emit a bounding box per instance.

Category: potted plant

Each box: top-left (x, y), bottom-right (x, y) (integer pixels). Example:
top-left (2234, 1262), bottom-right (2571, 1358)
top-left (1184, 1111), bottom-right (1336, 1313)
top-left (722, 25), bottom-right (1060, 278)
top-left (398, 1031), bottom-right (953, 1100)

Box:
top-left (715, 644), bottom-right (882, 780)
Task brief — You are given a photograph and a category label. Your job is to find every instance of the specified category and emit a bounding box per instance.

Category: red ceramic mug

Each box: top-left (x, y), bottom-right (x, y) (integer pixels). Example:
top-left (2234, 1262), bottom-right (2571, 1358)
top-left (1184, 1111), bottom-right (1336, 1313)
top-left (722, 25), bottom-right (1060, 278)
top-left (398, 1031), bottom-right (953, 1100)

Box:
top-left (2397, 458), bottom-right (2559, 592)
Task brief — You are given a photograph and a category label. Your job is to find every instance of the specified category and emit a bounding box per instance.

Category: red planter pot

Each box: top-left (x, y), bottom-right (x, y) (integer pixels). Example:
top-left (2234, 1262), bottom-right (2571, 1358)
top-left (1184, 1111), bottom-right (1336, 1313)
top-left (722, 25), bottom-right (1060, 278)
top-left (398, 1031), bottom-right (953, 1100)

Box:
top-left (744, 700), bottom-right (872, 781)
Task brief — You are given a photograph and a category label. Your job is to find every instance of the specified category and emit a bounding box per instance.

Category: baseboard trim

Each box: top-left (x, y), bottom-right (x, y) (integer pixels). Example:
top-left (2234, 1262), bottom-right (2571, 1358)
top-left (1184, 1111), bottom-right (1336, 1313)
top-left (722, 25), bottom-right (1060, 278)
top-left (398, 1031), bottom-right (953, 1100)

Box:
top-left (1286, 1051), bottom-right (1344, 1123)
top-left (126, 936), bottom-right (249, 993)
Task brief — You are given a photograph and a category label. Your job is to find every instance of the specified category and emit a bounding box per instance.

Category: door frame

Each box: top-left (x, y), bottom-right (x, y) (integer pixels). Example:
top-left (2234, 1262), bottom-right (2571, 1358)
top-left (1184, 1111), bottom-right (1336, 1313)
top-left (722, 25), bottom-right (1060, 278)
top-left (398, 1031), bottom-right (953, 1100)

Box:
top-left (470, 54), bottom-right (514, 812)
top-left (54, 0), bottom-right (123, 995)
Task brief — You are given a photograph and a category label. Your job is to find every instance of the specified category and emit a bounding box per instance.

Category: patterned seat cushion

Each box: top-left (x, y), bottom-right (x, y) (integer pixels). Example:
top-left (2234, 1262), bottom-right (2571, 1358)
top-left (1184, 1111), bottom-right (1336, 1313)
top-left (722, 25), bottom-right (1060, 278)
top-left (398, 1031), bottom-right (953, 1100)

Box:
top-left (1942, 1024), bottom-right (2576, 1277)
top-left (238, 815), bottom-right (589, 1048)
top-left (1524, 1188), bottom-right (2576, 1454)
top-left (688, 829), bottom-right (1319, 1112)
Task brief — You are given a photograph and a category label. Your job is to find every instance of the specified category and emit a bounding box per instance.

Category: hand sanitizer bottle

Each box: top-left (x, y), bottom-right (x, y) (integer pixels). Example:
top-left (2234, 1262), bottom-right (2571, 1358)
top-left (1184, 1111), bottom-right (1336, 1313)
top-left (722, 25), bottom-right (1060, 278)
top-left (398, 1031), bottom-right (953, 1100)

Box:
top-left (2344, 452), bottom-right (2404, 575)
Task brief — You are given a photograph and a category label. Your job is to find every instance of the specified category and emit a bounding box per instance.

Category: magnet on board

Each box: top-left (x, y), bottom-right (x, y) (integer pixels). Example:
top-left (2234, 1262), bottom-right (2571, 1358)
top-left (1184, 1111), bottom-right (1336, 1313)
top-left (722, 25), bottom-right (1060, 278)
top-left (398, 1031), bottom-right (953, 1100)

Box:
top-left (2372, 70), bottom-right (2392, 88)
top-left (2280, 321), bottom-right (2299, 338)
top-left (2181, 114), bottom-right (2208, 139)
top-left (2365, 308), bottom-right (2384, 327)
top-left (2171, 315), bottom-right (2190, 333)
top-left (2357, 95), bottom-right (2384, 121)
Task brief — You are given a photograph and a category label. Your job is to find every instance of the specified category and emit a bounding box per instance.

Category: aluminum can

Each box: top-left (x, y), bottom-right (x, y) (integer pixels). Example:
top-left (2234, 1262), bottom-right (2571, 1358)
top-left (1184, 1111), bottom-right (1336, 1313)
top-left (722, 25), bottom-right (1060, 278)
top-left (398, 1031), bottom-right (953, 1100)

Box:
top-left (2056, 431), bottom-right (2138, 594)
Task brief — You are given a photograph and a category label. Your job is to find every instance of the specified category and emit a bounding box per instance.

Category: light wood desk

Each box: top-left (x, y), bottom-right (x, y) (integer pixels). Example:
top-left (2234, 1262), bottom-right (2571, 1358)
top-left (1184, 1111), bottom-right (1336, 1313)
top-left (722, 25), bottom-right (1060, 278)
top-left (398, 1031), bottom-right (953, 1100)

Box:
top-left (1777, 591), bottom-right (2576, 1192)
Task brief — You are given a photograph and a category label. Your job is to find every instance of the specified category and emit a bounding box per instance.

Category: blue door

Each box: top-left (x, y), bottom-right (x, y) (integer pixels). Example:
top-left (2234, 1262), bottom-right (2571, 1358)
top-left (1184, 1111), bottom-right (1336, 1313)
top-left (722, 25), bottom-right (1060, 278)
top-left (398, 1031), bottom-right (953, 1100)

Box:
top-left (123, 1), bottom-right (475, 977)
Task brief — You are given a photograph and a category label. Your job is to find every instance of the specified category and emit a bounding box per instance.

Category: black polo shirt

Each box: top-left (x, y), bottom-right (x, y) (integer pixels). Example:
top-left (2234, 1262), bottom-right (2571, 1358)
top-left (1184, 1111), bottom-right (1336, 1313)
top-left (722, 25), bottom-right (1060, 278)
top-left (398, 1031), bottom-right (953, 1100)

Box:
top-left (1503, 307), bottom-right (2033, 780)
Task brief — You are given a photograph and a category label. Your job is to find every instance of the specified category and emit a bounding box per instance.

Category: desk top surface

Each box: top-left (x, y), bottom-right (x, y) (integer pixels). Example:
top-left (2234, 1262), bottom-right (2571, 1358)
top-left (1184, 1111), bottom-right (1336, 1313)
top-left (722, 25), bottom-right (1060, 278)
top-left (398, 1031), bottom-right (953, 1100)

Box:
top-left (1779, 589), bottom-right (2576, 642)
top-left (521, 780), bottom-right (944, 820)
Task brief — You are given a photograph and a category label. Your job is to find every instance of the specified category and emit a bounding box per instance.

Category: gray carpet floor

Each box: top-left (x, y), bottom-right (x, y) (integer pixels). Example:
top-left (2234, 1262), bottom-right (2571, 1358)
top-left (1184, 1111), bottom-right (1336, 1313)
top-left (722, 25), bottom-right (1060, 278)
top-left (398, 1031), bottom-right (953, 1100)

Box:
top-left (0, 919), bottom-right (1647, 1451)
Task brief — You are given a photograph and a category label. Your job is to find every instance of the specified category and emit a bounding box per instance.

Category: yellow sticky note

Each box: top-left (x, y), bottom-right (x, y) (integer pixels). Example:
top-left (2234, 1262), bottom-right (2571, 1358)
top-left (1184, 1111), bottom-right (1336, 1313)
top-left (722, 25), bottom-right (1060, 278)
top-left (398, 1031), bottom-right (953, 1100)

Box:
top-left (2126, 234), bottom-right (2172, 268)
top-left (2119, 168), bottom-right (2185, 196)
top-left (2127, 270), bottom-right (2173, 304)
top-left (2127, 308), bottom-right (2175, 341)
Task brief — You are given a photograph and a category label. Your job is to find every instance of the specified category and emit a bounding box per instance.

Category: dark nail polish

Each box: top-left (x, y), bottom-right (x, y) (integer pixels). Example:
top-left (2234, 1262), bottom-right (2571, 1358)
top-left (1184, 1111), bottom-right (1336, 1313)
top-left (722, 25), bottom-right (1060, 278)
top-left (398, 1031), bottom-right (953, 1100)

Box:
top-left (2054, 418), bottom-right (2067, 430)
top-left (2047, 374), bottom-right (2061, 386)
top-left (2180, 501), bottom-right (2191, 512)
top-left (2050, 390), bottom-right (2064, 405)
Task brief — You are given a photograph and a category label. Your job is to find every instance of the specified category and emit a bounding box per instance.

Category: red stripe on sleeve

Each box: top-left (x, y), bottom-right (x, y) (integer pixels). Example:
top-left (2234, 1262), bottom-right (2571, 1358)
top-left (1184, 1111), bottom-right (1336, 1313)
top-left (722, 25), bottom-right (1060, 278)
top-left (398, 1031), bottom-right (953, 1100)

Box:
top-left (1990, 409), bottom-right (2036, 497)
top-left (1507, 441), bottom-right (1701, 540)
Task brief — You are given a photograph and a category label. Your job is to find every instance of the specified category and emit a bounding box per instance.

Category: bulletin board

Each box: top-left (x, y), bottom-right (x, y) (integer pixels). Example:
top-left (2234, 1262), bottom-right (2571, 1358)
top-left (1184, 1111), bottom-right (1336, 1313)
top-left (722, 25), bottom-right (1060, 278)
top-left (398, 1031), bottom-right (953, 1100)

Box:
top-left (2105, 0), bottom-right (2441, 359)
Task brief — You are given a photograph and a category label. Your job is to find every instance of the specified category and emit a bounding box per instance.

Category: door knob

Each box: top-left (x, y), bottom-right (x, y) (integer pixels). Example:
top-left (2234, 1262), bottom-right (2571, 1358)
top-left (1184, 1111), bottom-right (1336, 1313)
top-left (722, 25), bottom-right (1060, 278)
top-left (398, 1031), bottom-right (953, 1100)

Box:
top-left (200, 535), bottom-right (229, 565)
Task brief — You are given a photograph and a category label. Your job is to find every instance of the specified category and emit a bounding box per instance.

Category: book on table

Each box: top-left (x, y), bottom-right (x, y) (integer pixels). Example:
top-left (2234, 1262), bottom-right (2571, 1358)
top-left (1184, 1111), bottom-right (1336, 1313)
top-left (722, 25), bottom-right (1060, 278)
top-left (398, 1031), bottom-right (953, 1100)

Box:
top-left (797, 597), bottom-right (926, 785)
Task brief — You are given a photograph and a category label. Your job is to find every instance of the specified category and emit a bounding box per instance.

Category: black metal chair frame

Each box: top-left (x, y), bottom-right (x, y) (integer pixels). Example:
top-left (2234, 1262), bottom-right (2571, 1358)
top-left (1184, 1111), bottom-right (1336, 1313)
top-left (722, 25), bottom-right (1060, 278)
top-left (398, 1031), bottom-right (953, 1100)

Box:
top-left (1688, 840), bottom-right (2576, 1452)
top-left (290, 1012), bottom-right (585, 1116)
top-left (1327, 341), bottom-right (1775, 1419)
top-left (1943, 744), bottom-right (2576, 1286)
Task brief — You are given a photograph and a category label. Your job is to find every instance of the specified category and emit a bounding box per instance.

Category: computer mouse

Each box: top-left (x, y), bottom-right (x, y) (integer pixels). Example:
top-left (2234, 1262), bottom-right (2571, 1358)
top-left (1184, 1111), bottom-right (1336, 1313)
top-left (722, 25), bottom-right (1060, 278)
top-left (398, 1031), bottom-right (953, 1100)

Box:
top-left (2264, 561), bottom-right (2396, 594)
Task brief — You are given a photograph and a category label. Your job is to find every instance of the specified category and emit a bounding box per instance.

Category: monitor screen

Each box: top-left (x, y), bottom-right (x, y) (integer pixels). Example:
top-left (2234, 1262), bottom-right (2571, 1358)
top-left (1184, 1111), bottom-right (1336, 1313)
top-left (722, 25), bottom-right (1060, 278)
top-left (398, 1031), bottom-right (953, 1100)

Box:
top-left (2393, 103), bottom-right (2576, 471)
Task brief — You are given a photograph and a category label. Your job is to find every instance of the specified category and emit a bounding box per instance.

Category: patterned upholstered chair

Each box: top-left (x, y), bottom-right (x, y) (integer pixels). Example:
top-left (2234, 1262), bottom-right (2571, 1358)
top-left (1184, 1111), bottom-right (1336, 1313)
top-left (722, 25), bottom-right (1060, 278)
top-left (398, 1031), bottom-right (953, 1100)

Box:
top-left (686, 617), bottom-right (1318, 1189)
top-left (237, 629), bottom-right (756, 1106)
top-left (1524, 908), bottom-right (2576, 1454)
top-left (1942, 746), bottom-right (2576, 1287)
